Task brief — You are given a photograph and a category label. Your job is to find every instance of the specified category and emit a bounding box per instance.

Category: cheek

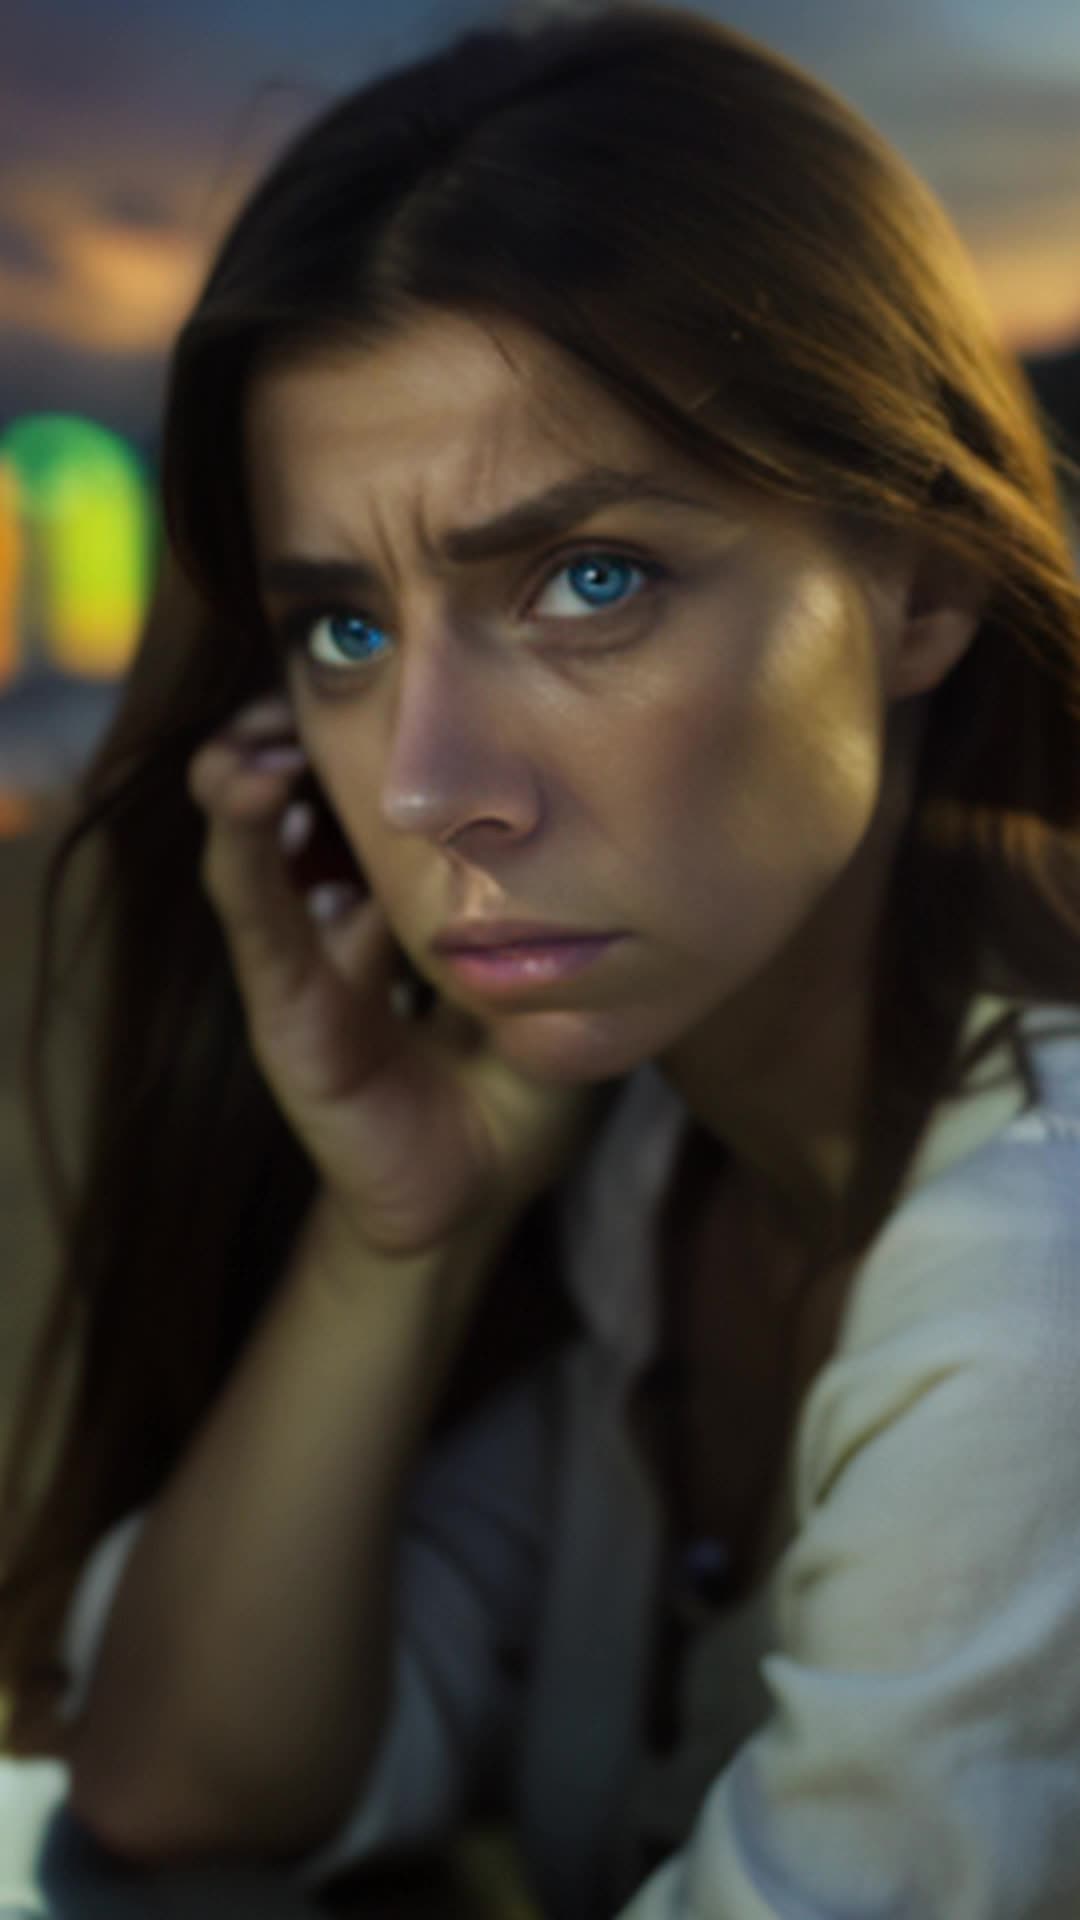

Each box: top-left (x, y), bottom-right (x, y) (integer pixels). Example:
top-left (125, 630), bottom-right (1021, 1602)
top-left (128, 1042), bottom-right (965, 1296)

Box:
top-left (632, 633), bottom-right (883, 923)
top-left (742, 584), bottom-right (883, 840)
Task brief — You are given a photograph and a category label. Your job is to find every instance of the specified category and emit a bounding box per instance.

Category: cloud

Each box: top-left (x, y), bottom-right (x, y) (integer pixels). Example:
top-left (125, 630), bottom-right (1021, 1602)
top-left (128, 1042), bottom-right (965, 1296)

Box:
top-left (850, 59), bottom-right (1080, 219)
top-left (1, 0), bottom-right (1078, 406)
top-left (94, 188), bottom-right (186, 234)
top-left (0, 219), bottom-right (54, 278)
top-left (0, 182), bottom-right (204, 357)
top-left (690, 7), bottom-right (1080, 351)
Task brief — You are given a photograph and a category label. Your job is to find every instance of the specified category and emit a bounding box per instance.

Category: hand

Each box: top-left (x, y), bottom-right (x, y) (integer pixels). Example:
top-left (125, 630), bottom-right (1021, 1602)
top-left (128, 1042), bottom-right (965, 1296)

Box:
top-left (187, 692), bottom-right (606, 1256)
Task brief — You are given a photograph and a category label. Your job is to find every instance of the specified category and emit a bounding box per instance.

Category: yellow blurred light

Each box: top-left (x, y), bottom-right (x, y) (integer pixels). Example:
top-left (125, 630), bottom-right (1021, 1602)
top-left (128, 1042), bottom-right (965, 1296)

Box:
top-left (1, 414), bottom-right (156, 678)
top-left (0, 460), bottom-right (21, 689)
top-left (45, 483), bottom-right (152, 673)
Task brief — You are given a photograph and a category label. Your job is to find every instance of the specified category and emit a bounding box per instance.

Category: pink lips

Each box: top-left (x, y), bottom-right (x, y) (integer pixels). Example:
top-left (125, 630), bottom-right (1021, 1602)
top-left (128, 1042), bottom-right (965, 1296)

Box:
top-left (435, 932), bottom-right (622, 994)
top-left (432, 919), bottom-right (613, 951)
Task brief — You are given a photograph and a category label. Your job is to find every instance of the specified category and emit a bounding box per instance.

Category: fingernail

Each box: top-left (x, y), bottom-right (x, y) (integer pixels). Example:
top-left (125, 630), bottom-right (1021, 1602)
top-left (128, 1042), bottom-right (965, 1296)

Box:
top-left (305, 882), bottom-right (361, 924)
top-left (234, 694), bottom-right (293, 730)
top-left (250, 744), bottom-right (307, 772)
top-left (279, 800), bottom-right (316, 855)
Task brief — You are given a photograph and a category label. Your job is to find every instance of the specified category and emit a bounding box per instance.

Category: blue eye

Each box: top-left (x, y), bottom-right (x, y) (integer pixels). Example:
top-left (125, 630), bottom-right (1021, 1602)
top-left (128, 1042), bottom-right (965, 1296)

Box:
top-left (306, 611), bottom-right (390, 668)
top-left (532, 553), bottom-right (650, 619)
top-left (277, 547), bottom-right (662, 675)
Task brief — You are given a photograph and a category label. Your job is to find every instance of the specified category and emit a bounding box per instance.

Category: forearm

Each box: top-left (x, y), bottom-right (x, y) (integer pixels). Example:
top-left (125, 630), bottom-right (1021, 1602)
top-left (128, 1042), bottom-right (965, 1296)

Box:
top-left (65, 1189), bottom-right (524, 1863)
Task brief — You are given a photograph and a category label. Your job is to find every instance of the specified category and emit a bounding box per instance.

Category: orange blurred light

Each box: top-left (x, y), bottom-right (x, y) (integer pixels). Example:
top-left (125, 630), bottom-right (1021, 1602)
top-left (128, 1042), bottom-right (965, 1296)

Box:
top-left (0, 789), bottom-right (35, 838)
top-left (56, 219), bottom-right (203, 353)
top-left (972, 232), bottom-right (1080, 356)
top-left (0, 179), bottom-right (204, 356)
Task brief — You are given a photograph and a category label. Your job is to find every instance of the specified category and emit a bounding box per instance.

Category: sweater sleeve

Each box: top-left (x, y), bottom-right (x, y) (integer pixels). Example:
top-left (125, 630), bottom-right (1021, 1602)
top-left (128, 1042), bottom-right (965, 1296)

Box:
top-left (617, 1278), bottom-right (1080, 1919)
top-left (57, 1351), bottom-right (560, 1884)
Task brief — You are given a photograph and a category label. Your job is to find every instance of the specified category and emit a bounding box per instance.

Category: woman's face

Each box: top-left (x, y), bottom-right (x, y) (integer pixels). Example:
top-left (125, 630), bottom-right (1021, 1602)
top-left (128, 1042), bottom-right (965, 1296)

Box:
top-left (245, 310), bottom-right (935, 1092)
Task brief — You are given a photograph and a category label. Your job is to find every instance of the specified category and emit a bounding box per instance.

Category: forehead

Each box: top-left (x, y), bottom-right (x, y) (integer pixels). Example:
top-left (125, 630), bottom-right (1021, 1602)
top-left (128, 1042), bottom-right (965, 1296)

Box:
top-left (244, 309), bottom-right (724, 538)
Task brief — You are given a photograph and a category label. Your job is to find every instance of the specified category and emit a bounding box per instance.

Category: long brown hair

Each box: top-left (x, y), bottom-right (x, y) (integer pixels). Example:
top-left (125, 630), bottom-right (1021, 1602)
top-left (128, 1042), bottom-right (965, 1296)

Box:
top-left (4, 0), bottom-right (1080, 1755)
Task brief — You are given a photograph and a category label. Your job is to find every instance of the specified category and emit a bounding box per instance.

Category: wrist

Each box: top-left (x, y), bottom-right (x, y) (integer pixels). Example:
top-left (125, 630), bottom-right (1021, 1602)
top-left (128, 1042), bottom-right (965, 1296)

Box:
top-left (298, 1185), bottom-right (526, 1332)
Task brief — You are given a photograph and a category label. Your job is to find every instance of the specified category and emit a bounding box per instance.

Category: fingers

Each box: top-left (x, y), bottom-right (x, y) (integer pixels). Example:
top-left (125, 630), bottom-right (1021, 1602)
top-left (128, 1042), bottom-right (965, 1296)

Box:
top-left (188, 696), bottom-right (353, 1012)
top-left (188, 695), bottom-right (445, 1082)
top-left (187, 694), bottom-right (306, 813)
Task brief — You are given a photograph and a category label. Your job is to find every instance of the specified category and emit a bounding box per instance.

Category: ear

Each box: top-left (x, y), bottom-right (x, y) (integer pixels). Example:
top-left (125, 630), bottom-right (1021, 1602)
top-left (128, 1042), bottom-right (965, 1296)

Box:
top-left (885, 544), bottom-right (988, 702)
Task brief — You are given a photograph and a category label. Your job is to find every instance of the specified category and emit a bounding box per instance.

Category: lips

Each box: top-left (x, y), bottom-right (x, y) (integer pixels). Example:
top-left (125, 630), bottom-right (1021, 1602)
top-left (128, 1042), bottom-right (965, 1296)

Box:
top-left (433, 920), bottom-right (616, 952)
top-left (433, 932), bottom-right (623, 996)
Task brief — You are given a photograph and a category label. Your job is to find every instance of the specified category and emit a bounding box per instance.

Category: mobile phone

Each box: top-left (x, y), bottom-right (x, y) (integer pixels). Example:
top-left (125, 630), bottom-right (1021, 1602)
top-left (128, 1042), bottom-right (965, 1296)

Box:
top-left (282, 768), bottom-right (371, 900)
top-left (284, 770), bottom-right (437, 1017)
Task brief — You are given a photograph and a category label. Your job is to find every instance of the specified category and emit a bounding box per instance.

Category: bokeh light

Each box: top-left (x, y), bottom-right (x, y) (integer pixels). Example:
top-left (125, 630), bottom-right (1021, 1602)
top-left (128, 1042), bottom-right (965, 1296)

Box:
top-left (0, 458), bottom-right (21, 690)
top-left (0, 413), bottom-right (155, 678)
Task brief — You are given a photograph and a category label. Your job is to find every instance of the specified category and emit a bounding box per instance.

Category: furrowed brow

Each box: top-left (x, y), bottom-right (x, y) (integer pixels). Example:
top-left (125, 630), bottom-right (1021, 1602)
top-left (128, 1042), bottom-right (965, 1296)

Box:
top-left (259, 465), bottom-right (714, 596)
top-left (438, 467), bottom-right (712, 563)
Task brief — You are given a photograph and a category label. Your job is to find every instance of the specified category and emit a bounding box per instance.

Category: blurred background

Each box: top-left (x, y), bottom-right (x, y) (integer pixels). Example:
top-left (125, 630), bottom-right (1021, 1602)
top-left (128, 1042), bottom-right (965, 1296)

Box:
top-left (2, 0), bottom-right (1080, 1470)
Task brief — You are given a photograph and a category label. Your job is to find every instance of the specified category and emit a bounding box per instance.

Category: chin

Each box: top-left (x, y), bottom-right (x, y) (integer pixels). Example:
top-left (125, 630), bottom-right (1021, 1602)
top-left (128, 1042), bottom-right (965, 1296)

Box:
top-left (482, 1004), bottom-right (683, 1087)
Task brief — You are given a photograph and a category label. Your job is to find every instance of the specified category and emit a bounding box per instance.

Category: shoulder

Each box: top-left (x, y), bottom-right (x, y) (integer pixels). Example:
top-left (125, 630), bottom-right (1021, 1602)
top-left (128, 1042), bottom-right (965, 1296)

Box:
top-left (840, 999), bottom-right (1080, 1346)
top-left (791, 1002), bottom-right (1080, 1514)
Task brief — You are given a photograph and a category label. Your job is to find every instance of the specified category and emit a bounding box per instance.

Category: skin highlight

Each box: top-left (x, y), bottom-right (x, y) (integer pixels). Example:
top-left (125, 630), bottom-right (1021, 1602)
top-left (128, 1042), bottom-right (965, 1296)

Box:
top-left (246, 308), bottom-right (984, 1253)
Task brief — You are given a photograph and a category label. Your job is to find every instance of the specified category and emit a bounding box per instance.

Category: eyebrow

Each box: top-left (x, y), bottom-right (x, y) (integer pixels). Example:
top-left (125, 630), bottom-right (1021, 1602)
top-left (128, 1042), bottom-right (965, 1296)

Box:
top-left (258, 465), bottom-right (717, 596)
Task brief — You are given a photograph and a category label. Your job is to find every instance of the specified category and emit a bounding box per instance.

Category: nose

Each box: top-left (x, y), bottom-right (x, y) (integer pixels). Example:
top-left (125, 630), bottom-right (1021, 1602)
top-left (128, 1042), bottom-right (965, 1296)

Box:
top-left (377, 625), bottom-right (541, 854)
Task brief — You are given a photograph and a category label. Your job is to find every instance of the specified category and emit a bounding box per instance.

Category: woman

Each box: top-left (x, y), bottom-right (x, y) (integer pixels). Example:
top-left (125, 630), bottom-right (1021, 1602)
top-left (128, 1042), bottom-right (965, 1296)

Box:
top-left (4, 2), bottom-right (1080, 1914)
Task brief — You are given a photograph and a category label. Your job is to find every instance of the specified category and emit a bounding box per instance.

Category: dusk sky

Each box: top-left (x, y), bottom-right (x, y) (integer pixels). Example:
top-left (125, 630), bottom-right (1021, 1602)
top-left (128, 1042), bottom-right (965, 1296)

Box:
top-left (2, 0), bottom-right (1080, 442)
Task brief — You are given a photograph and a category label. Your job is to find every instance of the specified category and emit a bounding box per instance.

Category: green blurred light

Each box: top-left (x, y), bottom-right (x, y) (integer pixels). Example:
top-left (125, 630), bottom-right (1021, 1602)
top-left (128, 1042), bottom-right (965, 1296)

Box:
top-left (1, 413), bottom-right (156, 676)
